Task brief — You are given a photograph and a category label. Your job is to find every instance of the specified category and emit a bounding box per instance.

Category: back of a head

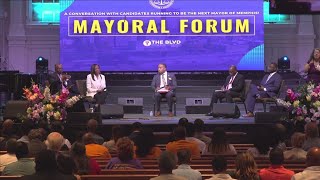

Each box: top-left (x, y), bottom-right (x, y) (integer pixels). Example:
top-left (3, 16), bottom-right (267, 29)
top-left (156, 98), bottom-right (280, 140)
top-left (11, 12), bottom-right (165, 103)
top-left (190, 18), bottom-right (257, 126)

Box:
top-left (132, 122), bottom-right (143, 131)
top-left (235, 152), bottom-right (257, 176)
top-left (112, 125), bottom-right (124, 143)
top-left (57, 152), bottom-right (77, 175)
top-left (135, 128), bottom-right (156, 157)
top-left (212, 127), bottom-right (228, 145)
top-left (178, 118), bottom-right (188, 127)
top-left (269, 148), bottom-right (284, 165)
top-left (116, 137), bottom-right (134, 161)
top-left (71, 142), bottom-right (89, 175)
top-left (28, 129), bottom-right (43, 141)
top-left (185, 122), bottom-right (195, 137)
top-left (306, 147), bottom-right (320, 167)
top-left (87, 119), bottom-right (98, 133)
top-left (212, 156), bottom-right (227, 174)
top-left (253, 130), bottom-right (271, 155)
top-left (2, 119), bottom-right (14, 136)
top-left (158, 151), bottom-right (177, 173)
top-left (194, 119), bottom-right (204, 133)
top-left (305, 122), bottom-right (319, 139)
top-left (15, 142), bottom-right (29, 159)
top-left (35, 149), bottom-right (57, 172)
top-left (177, 149), bottom-right (191, 165)
top-left (50, 121), bottom-right (64, 133)
top-left (82, 133), bottom-right (95, 145)
top-left (291, 132), bottom-right (305, 148)
top-left (173, 126), bottom-right (186, 140)
top-left (20, 120), bottom-right (34, 136)
top-left (273, 123), bottom-right (287, 144)
top-left (6, 138), bottom-right (17, 154)
top-left (47, 132), bottom-right (65, 151)
top-left (71, 142), bottom-right (86, 157)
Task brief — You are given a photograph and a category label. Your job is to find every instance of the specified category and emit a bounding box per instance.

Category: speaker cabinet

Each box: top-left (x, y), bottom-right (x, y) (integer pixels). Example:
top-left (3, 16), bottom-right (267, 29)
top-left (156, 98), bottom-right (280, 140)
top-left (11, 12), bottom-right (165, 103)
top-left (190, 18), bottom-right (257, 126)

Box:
top-left (255, 112), bottom-right (289, 124)
top-left (185, 98), bottom-right (211, 114)
top-left (118, 98), bottom-right (143, 114)
top-left (3, 100), bottom-right (29, 120)
top-left (100, 104), bottom-right (124, 119)
top-left (212, 103), bottom-right (240, 118)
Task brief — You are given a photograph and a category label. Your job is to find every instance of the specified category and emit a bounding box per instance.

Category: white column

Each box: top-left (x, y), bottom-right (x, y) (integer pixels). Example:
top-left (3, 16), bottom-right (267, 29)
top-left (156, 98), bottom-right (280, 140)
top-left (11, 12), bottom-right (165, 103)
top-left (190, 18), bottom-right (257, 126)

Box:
top-left (7, 0), bottom-right (27, 72)
top-left (313, 15), bottom-right (320, 48)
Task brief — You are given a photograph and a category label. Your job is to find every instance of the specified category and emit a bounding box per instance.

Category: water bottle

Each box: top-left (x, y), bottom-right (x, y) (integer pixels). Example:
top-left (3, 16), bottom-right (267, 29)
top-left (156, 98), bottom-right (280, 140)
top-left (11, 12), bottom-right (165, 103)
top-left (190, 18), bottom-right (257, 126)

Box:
top-left (150, 111), bottom-right (153, 117)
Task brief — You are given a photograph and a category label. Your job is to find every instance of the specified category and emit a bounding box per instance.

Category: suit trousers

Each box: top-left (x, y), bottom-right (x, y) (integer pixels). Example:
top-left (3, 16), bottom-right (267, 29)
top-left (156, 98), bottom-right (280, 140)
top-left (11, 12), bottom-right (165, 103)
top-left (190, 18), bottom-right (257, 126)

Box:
top-left (210, 90), bottom-right (241, 107)
top-left (245, 84), bottom-right (269, 113)
top-left (154, 91), bottom-right (174, 112)
top-left (94, 91), bottom-right (107, 104)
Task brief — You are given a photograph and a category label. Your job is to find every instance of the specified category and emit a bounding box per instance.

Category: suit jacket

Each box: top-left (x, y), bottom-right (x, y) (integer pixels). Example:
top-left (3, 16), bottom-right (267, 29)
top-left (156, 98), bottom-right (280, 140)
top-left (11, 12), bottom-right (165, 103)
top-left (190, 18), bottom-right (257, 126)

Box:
top-left (151, 72), bottom-right (177, 92)
top-left (223, 73), bottom-right (245, 96)
top-left (48, 72), bottom-right (78, 95)
top-left (260, 72), bottom-right (282, 97)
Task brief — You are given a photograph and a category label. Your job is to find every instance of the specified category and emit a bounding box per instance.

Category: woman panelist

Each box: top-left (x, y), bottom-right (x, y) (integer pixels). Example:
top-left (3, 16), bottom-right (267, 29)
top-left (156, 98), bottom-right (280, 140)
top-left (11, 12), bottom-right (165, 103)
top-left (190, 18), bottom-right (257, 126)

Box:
top-left (86, 64), bottom-right (107, 106)
top-left (305, 48), bottom-right (320, 84)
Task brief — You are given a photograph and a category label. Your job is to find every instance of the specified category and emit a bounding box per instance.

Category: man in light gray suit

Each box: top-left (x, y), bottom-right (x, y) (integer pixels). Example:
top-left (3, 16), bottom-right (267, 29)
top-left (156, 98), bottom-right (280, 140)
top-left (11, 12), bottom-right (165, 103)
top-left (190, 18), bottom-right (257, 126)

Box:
top-left (151, 63), bottom-right (177, 117)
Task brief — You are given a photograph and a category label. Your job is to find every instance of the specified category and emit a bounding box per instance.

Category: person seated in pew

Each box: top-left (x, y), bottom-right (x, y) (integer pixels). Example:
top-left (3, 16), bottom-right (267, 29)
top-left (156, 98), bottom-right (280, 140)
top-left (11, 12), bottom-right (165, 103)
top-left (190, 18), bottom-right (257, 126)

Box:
top-left (134, 128), bottom-right (162, 159)
top-left (284, 132), bottom-right (307, 161)
top-left (2, 142), bottom-right (35, 176)
top-left (247, 129), bottom-right (271, 157)
top-left (57, 152), bottom-right (81, 180)
top-left (83, 133), bottom-right (111, 159)
top-left (193, 119), bottom-right (211, 145)
top-left (87, 119), bottom-right (104, 145)
top-left (27, 129), bottom-right (47, 158)
top-left (230, 152), bottom-right (260, 180)
top-left (129, 122), bottom-right (143, 143)
top-left (150, 151), bottom-right (186, 180)
top-left (291, 147), bottom-right (320, 180)
top-left (166, 127), bottom-right (201, 158)
top-left (20, 149), bottom-right (77, 180)
top-left (205, 128), bottom-right (237, 155)
top-left (103, 125), bottom-right (125, 153)
top-left (185, 123), bottom-right (206, 154)
top-left (178, 118), bottom-right (189, 127)
top-left (105, 137), bottom-right (143, 169)
top-left (71, 142), bottom-right (101, 175)
top-left (172, 149), bottom-right (202, 180)
top-left (0, 138), bottom-right (17, 171)
top-left (205, 155), bottom-right (236, 180)
top-left (259, 148), bottom-right (294, 180)
top-left (302, 122), bottom-right (320, 151)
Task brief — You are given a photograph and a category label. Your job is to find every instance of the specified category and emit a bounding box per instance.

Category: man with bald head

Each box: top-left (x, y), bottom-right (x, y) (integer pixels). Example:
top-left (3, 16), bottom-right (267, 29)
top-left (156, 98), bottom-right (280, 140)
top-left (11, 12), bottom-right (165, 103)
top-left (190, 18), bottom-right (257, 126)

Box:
top-left (206, 65), bottom-right (244, 116)
top-left (48, 64), bottom-right (78, 95)
top-left (87, 119), bottom-right (104, 145)
top-left (291, 147), bottom-right (320, 179)
top-left (83, 133), bottom-right (111, 158)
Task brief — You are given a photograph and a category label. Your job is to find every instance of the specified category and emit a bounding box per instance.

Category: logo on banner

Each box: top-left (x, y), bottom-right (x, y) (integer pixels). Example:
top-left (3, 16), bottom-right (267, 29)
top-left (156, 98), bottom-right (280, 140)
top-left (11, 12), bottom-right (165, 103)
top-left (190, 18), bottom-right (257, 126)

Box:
top-left (143, 40), bottom-right (152, 47)
top-left (149, 0), bottom-right (174, 9)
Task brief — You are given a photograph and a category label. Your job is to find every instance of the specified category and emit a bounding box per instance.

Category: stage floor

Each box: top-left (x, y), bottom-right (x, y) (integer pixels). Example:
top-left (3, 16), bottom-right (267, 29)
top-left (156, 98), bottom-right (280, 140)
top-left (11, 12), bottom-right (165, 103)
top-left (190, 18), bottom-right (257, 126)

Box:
top-left (101, 113), bottom-right (255, 125)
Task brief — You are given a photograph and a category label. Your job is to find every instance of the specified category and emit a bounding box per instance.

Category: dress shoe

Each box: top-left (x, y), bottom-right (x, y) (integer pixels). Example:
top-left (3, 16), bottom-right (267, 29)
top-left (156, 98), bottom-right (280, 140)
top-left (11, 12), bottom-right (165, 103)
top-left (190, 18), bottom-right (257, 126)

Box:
top-left (155, 111), bottom-right (161, 117)
top-left (206, 112), bottom-right (213, 116)
top-left (168, 112), bottom-right (174, 117)
top-left (243, 112), bottom-right (254, 117)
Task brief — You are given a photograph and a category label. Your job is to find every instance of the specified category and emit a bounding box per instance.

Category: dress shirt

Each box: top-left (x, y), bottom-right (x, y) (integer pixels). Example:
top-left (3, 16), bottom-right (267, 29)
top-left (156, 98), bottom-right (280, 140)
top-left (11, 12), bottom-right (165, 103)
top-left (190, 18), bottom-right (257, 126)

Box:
top-left (160, 71), bottom-right (168, 88)
top-left (173, 164), bottom-right (202, 180)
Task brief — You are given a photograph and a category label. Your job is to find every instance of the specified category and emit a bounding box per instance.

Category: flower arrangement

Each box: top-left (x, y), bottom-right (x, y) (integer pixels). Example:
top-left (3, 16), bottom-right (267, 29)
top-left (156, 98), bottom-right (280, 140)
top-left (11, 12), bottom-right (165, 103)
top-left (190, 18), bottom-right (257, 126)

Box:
top-left (23, 82), bottom-right (80, 123)
top-left (277, 82), bottom-right (320, 122)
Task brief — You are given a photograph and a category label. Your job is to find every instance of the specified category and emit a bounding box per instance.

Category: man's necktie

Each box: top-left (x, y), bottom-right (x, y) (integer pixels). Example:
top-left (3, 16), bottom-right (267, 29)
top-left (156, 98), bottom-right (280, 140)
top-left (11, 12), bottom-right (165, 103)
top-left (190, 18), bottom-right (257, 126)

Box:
top-left (162, 74), bottom-right (166, 87)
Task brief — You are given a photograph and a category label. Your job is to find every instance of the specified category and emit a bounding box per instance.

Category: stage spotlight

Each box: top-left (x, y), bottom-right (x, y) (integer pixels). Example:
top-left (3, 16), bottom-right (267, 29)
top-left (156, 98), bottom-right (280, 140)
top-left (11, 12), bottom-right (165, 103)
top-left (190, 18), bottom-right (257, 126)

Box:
top-left (36, 56), bottom-right (48, 74)
top-left (278, 56), bottom-right (290, 72)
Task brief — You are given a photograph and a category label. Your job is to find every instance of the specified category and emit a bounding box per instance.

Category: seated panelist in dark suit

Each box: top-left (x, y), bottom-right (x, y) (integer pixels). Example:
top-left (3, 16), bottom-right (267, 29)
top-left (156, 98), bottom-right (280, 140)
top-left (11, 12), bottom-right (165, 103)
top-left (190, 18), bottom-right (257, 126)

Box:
top-left (48, 64), bottom-right (78, 96)
top-left (244, 62), bottom-right (282, 117)
top-left (206, 65), bottom-right (244, 116)
top-left (151, 63), bottom-right (177, 117)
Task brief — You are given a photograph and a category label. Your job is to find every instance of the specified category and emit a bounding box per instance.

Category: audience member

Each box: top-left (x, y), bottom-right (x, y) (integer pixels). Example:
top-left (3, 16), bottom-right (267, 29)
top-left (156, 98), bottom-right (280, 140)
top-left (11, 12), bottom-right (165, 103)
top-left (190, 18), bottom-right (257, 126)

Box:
top-left (284, 132), bottom-right (307, 161)
top-left (150, 151), bottom-right (186, 180)
top-left (271, 123), bottom-right (287, 151)
top-left (46, 132), bottom-right (65, 152)
top-left (193, 119), bottom-right (211, 144)
top-left (185, 123), bottom-right (206, 154)
top-left (83, 133), bottom-right (111, 158)
top-left (0, 138), bottom-right (17, 171)
top-left (135, 128), bottom-right (162, 159)
top-left (28, 129), bottom-right (47, 157)
top-left (103, 125), bottom-right (124, 153)
top-left (57, 152), bottom-right (80, 180)
top-left (49, 121), bottom-right (71, 150)
top-left (20, 149), bottom-right (76, 180)
top-left (291, 147), bottom-right (320, 180)
top-left (71, 142), bottom-right (101, 175)
top-left (206, 156), bottom-right (236, 180)
top-left (166, 127), bottom-right (200, 158)
top-left (231, 152), bottom-right (259, 180)
top-left (247, 130), bottom-right (271, 157)
top-left (302, 122), bottom-right (320, 151)
top-left (206, 128), bottom-right (237, 155)
top-left (172, 149), bottom-right (202, 180)
top-left (129, 122), bottom-right (143, 143)
top-left (0, 119), bottom-right (17, 150)
top-left (259, 148), bottom-right (294, 180)
top-left (87, 119), bottom-right (104, 145)
top-left (17, 120), bottom-right (34, 144)
top-left (106, 137), bottom-right (143, 169)
top-left (2, 142), bottom-right (35, 176)
top-left (178, 118), bottom-right (188, 127)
